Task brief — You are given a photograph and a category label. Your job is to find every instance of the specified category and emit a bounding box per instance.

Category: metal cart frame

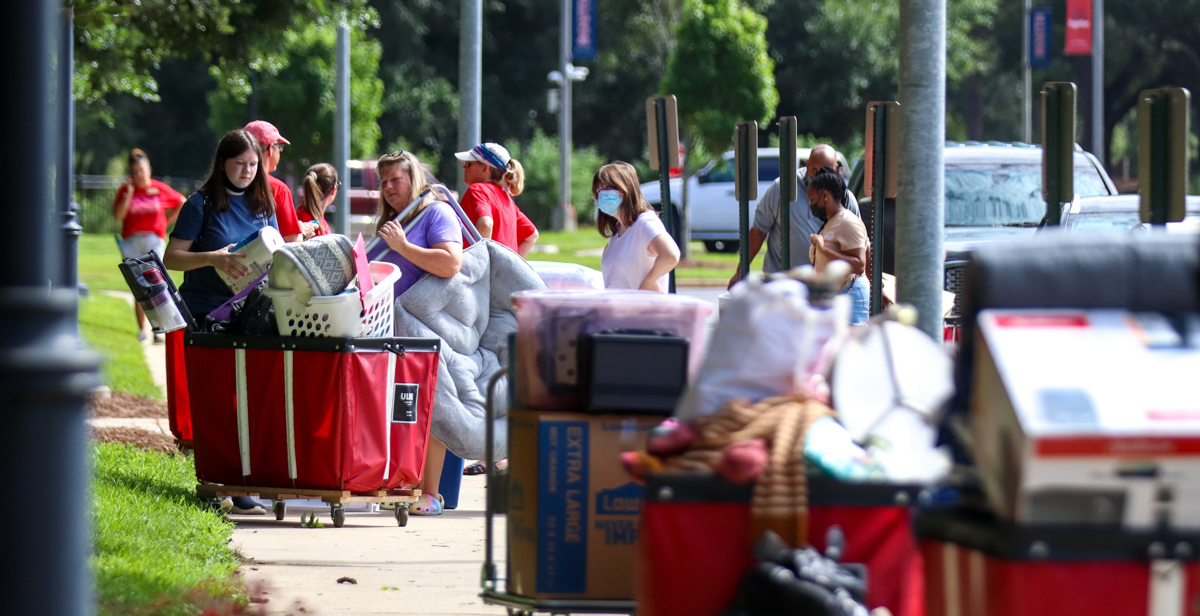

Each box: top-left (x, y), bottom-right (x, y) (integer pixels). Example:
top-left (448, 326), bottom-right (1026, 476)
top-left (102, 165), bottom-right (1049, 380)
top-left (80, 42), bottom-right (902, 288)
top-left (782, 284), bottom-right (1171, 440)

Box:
top-left (196, 483), bottom-right (420, 528)
top-left (479, 369), bottom-right (638, 616)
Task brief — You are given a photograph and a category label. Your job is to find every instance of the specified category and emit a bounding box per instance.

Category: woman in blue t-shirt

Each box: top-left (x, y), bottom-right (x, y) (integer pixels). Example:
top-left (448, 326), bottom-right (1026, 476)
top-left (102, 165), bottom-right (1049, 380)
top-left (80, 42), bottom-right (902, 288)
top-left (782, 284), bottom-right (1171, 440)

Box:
top-left (371, 150), bottom-right (464, 516)
top-left (165, 129), bottom-right (278, 319)
top-left (163, 129), bottom-right (278, 516)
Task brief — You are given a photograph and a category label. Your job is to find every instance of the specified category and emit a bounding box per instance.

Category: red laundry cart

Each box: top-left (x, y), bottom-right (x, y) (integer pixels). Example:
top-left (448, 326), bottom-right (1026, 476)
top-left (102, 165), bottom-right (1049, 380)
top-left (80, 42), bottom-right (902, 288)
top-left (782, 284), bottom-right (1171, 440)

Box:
top-left (918, 508), bottom-right (1200, 616)
top-left (166, 328), bottom-right (193, 444)
top-left (637, 472), bottom-right (925, 616)
top-left (184, 333), bottom-right (440, 527)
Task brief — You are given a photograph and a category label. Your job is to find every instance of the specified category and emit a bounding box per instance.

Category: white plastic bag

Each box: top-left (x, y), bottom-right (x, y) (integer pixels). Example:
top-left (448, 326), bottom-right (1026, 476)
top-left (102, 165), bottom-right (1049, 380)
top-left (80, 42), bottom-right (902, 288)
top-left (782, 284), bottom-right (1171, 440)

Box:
top-left (675, 277), bottom-right (848, 420)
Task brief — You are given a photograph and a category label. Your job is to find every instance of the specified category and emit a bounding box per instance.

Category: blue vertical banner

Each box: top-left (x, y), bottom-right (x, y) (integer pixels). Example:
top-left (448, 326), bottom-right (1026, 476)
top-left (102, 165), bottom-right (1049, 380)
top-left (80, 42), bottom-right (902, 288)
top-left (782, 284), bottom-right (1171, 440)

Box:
top-left (1029, 7), bottom-right (1053, 69)
top-left (572, 0), bottom-right (597, 61)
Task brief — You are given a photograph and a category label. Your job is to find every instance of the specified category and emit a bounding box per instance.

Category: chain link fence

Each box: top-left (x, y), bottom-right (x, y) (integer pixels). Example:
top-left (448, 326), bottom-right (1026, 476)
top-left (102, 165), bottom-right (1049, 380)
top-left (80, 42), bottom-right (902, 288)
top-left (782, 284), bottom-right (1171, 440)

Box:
top-left (75, 175), bottom-right (203, 235)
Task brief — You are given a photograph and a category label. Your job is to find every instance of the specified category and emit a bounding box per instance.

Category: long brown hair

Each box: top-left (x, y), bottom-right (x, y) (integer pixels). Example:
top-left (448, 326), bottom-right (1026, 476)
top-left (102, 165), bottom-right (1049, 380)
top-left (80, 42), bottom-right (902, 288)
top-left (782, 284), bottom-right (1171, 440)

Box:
top-left (592, 161), bottom-right (653, 238)
top-left (374, 151), bottom-right (440, 232)
top-left (302, 163), bottom-right (338, 224)
top-left (198, 129), bottom-right (275, 216)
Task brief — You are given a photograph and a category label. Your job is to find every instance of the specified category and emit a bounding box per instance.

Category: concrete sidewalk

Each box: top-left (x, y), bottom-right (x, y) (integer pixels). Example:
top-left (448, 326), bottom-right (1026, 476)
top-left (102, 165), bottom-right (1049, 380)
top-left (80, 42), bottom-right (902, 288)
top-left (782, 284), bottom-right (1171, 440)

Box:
top-left (233, 475), bottom-right (508, 615)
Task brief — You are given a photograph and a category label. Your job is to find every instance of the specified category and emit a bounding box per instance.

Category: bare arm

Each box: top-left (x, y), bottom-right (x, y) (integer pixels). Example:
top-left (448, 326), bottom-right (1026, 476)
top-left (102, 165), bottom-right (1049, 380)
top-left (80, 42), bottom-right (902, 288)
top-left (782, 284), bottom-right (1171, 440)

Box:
top-left (727, 227), bottom-right (768, 289)
top-left (641, 233), bottom-right (681, 292)
top-left (164, 194), bottom-right (185, 228)
top-left (162, 237), bottom-right (250, 279)
top-left (517, 228), bottom-right (539, 258)
top-left (811, 235), bottom-right (867, 275)
top-left (113, 181), bottom-right (134, 221)
top-left (377, 220), bottom-right (463, 279)
top-left (475, 216), bottom-right (494, 239)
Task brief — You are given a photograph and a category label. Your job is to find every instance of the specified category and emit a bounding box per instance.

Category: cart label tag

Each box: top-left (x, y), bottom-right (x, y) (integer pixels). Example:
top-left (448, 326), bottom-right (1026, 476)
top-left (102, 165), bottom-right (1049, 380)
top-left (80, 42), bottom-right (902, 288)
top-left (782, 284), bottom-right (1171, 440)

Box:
top-left (391, 383), bottom-right (419, 424)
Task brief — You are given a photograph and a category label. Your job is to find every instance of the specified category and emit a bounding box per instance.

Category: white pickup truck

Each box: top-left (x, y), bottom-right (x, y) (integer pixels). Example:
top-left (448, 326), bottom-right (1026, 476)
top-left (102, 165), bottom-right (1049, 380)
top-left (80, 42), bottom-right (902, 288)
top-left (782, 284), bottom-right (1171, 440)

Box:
top-left (640, 147), bottom-right (849, 253)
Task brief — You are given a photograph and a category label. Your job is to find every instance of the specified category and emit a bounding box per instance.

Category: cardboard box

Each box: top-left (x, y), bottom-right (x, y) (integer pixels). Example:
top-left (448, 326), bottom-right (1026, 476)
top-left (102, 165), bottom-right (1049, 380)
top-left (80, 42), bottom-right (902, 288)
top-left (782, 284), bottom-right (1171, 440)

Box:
top-left (971, 309), bottom-right (1200, 529)
top-left (507, 410), bottom-right (658, 600)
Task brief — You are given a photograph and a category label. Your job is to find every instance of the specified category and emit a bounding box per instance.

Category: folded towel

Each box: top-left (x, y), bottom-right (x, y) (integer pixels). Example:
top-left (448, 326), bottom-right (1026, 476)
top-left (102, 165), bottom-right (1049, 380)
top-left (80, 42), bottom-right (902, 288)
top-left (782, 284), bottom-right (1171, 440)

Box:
top-left (269, 235), bottom-right (355, 304)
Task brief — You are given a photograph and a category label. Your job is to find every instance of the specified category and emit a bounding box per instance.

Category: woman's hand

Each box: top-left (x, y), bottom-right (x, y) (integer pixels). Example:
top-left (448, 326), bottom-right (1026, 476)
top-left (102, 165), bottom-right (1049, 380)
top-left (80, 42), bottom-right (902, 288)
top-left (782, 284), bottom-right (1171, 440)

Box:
top-left (639, 277), bottom-right (663, 292)
top-left (377, 220), bottom-right (409, 254)
top-left (209, 243), bottom-right (249, 279)
top-left (301, 221), bottom-right (320, 240)
top-left (810, 233), bottom-right (826, 253)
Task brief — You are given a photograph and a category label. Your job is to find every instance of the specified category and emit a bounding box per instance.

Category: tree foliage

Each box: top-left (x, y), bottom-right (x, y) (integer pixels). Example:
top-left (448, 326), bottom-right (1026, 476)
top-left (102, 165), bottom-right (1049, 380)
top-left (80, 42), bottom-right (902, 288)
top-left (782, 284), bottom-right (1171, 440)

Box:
top-left (206, 24), bottom-right (385, 169)
top-left (74, 0), bottom-right (374, 122)
top-left (660, 0), bottom-right (779, 157)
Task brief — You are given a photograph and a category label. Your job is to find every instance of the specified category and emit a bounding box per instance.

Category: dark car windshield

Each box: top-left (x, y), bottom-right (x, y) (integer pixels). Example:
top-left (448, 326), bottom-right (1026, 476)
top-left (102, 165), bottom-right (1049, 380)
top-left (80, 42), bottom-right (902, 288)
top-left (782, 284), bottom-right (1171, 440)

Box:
top-left (945, 163), bottom-right (1109, 226)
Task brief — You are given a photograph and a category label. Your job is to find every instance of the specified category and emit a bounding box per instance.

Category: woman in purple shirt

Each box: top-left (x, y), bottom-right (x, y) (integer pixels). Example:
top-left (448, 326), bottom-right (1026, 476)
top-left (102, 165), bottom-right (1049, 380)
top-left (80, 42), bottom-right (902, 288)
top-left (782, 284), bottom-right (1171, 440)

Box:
top-left (372, 150), bottom-right (463, 516)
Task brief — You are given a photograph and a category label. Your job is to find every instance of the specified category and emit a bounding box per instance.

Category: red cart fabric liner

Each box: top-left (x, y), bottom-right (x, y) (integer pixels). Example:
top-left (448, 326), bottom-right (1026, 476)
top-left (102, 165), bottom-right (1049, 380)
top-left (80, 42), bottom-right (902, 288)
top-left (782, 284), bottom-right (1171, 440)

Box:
top-left (184, 334), bottom-right (439, 492)
top-left (166, 329), bottom-right (193, 442)
top-left (637, 472), bottom-right (924, 616)
top-left (919, 509), bottom-right (1200, 616)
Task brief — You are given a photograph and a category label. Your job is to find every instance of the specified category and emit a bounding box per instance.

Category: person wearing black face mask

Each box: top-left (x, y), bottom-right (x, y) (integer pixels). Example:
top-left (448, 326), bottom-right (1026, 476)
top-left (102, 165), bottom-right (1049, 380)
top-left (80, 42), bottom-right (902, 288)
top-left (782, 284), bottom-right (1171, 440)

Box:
top-left (728, 144), bottom-right (862, 289)
top-left (808, 167), bottom-right (871, 324)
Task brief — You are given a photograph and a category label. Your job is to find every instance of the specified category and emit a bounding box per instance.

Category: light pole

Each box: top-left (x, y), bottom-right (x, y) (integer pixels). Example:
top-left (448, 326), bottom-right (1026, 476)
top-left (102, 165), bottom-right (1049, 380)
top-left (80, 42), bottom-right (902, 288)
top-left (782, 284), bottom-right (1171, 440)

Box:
top-left (549, 64), bottom-right (588, 232)
top-left (1023, 0), bottom-right (1032, 143)
top-left (332, 18), bottom-right (350, 236)
top-left (1092, 0), bottom-right (1104, 164)
top-left (458, 0), bottom-right (482, 197)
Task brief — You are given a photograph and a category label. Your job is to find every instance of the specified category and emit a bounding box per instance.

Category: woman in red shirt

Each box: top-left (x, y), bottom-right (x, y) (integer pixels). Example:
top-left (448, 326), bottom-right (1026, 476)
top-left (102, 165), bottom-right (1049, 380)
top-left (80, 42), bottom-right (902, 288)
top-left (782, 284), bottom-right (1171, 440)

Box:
top-left (298, 162), bottom-right (338, 238)
top-left (112, 148), bottom-right (186, 342)
top-left (455, 142), bottom-right (539, 255)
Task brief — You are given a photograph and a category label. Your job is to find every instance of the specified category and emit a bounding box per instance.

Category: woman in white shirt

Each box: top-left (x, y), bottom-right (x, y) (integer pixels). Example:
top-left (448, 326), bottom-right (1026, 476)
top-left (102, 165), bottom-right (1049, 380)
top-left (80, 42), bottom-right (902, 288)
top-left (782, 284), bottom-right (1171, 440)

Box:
top-left (593, 162), bottom-right (680, 292)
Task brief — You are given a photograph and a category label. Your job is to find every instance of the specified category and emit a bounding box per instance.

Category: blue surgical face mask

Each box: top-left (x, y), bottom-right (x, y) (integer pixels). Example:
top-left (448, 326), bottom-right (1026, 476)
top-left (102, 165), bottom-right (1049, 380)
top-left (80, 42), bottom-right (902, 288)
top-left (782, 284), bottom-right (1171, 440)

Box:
top-left (597, 189), bottom-right (622, 217)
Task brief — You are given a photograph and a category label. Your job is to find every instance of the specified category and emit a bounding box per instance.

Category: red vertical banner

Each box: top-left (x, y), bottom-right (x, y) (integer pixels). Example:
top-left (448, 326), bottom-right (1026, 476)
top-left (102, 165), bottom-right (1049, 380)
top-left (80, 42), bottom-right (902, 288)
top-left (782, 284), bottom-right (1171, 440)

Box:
top-left (1064, 0), bottom-right (1093, 56)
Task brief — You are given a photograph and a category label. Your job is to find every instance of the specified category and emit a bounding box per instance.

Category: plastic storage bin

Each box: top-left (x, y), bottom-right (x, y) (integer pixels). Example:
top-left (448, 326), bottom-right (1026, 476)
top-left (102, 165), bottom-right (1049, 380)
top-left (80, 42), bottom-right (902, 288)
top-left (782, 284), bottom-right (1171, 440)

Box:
top-left (265, 261), bottom-right (400, 338)
top-left (512, 289), bottom-right (714, 410)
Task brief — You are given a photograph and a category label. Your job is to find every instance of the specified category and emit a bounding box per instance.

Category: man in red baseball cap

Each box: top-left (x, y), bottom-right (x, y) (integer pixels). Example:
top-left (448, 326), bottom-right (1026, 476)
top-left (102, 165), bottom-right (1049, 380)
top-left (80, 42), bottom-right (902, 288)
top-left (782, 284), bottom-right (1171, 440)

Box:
top-left (243, 120), bottom-right (306, 242)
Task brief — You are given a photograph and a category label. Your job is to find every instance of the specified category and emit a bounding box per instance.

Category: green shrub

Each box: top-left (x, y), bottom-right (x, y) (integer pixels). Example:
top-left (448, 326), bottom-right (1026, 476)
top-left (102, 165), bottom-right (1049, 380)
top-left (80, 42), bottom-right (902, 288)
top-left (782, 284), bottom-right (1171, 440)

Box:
top-left (508, 129), bottom-right (607, 228)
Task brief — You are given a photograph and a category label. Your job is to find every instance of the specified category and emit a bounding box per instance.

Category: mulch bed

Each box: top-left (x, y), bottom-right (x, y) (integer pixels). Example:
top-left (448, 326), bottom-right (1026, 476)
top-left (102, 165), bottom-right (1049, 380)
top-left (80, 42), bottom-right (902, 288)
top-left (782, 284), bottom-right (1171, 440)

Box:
top-left (678, 258), bottom-right (734, 269)
top-left (89, 391), bottom-right (168, 419)
top-left (90, 426), bottom-right (180, 456)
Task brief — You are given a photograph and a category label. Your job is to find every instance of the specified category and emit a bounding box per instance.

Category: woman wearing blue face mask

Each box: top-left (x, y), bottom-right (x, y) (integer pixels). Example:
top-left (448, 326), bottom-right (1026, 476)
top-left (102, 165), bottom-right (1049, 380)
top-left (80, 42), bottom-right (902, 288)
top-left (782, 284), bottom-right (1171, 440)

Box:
top-left (593, 162), bottom-right (680, 292)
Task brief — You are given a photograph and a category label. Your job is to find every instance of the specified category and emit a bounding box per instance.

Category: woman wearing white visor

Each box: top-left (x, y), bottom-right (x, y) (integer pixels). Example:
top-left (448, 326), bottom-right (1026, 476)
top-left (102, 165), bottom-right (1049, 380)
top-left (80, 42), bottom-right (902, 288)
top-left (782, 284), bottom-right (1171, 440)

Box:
top-left (455, 142), bottom-right (539, 256)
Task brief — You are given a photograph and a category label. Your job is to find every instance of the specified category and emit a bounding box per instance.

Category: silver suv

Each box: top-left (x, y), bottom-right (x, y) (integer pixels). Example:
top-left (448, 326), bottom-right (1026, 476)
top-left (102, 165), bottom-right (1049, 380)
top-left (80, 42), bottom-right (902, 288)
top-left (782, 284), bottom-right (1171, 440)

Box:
top-left (847, 141), bottom-right (1118, 316)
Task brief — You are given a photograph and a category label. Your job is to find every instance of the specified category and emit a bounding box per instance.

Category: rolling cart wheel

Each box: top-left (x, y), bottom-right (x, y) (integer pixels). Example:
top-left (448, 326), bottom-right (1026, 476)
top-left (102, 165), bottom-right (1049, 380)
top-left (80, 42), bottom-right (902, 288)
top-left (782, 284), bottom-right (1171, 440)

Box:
top-left (272, 500), bottom-right (286, 521)
top-left (506, 609), bottom-right (531, 616)
top-left (394, 504), bottom-right (409, 527)
top-left (331, 505), bottom-right (346, 528)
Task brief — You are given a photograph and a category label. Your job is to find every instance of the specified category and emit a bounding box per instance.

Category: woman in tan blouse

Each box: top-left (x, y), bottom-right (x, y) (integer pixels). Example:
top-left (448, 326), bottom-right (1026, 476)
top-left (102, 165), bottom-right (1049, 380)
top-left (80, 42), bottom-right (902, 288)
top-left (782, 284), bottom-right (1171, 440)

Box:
top-left (808, 166), bottom-right (870, 324)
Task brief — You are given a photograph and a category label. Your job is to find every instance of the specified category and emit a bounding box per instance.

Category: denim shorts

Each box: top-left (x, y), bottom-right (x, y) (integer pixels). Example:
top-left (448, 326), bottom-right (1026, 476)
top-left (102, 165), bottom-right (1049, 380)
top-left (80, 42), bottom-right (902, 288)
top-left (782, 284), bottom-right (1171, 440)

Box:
top-left (841, 276), bottom-right (870, 325)
top-left (119, 231), bottom-right (166, 260)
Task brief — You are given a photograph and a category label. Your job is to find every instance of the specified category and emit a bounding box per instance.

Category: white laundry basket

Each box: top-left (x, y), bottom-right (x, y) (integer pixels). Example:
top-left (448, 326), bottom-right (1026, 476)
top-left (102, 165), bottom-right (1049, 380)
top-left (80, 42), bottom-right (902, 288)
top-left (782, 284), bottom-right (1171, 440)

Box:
top-left (265, 261), bottom-right (401, 338)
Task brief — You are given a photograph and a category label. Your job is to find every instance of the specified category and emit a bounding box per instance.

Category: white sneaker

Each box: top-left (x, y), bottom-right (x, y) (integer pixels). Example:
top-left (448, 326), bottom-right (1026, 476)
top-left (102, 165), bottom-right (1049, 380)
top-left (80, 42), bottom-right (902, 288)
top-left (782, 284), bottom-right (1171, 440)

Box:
top-left (137, 330), bottom-right (148, 343)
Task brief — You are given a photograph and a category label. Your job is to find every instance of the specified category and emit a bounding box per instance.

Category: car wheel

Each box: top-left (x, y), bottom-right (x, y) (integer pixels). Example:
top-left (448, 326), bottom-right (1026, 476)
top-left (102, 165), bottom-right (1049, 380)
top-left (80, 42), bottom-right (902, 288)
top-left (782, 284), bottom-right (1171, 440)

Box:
top-left (704, 240), bottom-right (740, 254)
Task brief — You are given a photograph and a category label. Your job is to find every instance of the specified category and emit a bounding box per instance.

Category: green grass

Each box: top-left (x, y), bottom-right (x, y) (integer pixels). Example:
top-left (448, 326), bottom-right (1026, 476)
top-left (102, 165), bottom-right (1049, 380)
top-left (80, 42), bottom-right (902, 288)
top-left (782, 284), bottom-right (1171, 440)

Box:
top-left (530, 230), bottom-right (764, 280)
top-left (91, 443), bottom-right (244, 616)
top-left (79, 233), bottom-right (182, 293)
top-left (79, 291), bottom-right (162, 400)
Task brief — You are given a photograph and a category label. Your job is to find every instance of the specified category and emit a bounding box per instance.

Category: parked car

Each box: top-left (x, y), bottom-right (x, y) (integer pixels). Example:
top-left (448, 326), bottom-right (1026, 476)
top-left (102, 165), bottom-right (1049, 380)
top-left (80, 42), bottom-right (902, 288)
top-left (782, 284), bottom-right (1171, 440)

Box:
top-left (848, 141), bottom-right (1118, 321)
top-left (640, 147), bottom-right (849, 253)
top-left (1059, 194), bottom-right (1200, 233)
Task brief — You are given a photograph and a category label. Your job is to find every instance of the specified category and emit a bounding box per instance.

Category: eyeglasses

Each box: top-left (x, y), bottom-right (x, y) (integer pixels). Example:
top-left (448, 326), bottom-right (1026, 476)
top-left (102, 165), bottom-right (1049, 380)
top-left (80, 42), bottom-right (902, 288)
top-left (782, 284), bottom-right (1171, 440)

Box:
top-left (334, 180), bottom-right (343, 188)
top-left (380, 150), bottom-right (409, 162)
top-left (272, 142), bottom-right (286, 152)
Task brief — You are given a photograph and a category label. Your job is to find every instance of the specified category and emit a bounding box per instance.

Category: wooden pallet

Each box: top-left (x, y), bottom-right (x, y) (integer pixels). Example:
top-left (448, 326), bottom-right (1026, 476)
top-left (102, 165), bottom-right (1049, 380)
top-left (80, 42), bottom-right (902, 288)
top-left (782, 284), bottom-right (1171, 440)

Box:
top-left (196, 484), bottom-right (421, 505)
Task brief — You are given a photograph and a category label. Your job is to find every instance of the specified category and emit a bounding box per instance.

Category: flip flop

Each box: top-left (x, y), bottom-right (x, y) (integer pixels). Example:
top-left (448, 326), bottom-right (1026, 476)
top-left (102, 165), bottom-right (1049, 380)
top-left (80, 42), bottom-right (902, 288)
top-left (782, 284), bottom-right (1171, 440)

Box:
top-left (463, 461), bottom-right (487, 475)
top-left (410, 493), bottom-right (444, 516)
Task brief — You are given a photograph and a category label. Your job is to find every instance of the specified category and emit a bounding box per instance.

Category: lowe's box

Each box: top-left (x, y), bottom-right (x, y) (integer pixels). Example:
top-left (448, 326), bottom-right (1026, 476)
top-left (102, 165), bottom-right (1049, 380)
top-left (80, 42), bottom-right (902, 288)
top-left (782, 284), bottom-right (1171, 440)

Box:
top-left (507, 409), bottom-right (658, 600)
